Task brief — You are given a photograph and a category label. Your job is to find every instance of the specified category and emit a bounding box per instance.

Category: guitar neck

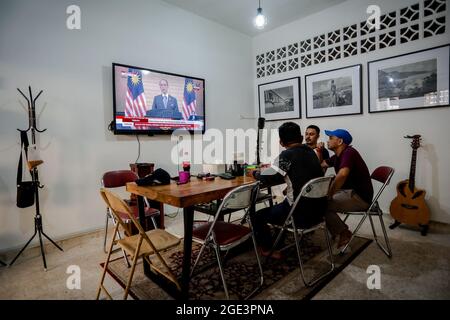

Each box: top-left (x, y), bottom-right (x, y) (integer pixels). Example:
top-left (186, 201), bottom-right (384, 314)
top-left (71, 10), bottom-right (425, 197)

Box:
top-left (408, 149), bottom-right (417, 191)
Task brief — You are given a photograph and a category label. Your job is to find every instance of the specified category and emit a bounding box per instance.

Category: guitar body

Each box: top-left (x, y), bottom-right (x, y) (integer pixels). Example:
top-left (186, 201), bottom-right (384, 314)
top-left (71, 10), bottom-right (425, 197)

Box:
top-left (390, 180), bottom-right (430, 226)
top-left (389, 135), bottom-right (430, 235)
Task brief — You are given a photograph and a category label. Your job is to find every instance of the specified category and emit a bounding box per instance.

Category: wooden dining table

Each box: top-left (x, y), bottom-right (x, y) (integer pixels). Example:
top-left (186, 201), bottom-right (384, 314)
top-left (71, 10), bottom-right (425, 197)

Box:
top-left (126, 175), bottom-right (257, 299)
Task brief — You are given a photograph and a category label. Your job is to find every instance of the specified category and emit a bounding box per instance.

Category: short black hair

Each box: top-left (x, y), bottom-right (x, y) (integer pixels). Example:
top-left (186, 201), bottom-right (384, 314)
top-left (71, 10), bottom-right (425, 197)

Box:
top-left (306, 124), bottom-right (320, 135)
top-left (279, 122), bottom-right (302, 145)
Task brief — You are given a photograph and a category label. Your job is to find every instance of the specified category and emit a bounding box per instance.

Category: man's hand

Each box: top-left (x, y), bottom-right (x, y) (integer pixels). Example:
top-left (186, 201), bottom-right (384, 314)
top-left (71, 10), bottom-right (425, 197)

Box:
top-left (328, 167), bottom-right (350, 197)
top-left (316, 142), bottom-right (325, 150)
top-left (250, 169), bottom-right (260, 178)
top-left (315, 142), bottom-right (325, 164)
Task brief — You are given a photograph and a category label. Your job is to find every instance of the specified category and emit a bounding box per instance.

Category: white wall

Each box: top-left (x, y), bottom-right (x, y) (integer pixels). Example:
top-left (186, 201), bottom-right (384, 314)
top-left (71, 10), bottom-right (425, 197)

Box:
top-left (0, 0), bottom-right (253, 251)
top-left (253, 0), bottom-right (450, 223)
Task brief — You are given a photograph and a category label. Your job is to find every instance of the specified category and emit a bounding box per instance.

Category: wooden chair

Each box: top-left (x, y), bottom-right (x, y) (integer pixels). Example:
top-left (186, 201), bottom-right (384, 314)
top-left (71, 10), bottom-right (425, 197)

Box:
top-left (102, 170), bottom-right (160, 254)
top-left (190, 182), bottom-right (263, 299)
top-left (96, 188), bottom-right (180, 300)
top-left (340, 166), bottom-right (395, 257)
top-left (270, 176), bottom-right (335, 287)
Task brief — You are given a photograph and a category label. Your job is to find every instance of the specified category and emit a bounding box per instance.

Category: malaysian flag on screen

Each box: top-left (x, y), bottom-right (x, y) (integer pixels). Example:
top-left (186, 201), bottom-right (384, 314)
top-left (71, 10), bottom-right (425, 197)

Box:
top-left (125, 69), bottom-right (147, 117)
top-left (181, 78), bottom-right (197, 120)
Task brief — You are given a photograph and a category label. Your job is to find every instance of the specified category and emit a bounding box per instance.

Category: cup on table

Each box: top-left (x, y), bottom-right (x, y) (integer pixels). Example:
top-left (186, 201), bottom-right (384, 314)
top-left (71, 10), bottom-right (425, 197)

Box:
top-left (178, 171), bottom-right (190, 184)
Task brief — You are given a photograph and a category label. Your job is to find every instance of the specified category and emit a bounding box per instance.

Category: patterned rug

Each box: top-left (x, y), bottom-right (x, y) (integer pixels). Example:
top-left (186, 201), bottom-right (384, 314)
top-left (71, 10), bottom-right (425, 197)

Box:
top-left (103, 231), bottom-right (371, 300)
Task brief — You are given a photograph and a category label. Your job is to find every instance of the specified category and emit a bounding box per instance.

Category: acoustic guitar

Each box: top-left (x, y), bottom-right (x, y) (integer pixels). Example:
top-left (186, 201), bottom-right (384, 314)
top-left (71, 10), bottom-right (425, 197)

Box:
top-left (389, 135), bottom-right (430, 236)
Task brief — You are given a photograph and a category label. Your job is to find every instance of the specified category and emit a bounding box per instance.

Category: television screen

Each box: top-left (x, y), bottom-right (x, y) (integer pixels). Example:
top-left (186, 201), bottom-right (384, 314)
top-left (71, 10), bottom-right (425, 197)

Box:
top-left (112, 63), bottom-right (205, 134)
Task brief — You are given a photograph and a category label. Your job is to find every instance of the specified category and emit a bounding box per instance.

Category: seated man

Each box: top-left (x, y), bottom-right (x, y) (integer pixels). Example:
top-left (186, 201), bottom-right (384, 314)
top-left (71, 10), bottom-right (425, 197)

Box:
top-left (251, 122), bottom-right (325, 258)
top-left (304, 124), bottom-right (330, 164)
top-left (322, 129), bottom-right (374, 249)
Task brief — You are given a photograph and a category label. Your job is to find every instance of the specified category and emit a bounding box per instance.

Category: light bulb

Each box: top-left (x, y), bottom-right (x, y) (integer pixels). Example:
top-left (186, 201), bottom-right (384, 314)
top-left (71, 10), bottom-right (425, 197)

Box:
top-left (254, 7), bottom-right (267, 29)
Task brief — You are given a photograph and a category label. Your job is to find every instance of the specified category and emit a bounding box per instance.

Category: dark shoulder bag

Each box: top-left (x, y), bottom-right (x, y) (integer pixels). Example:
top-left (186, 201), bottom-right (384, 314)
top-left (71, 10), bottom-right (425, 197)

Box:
top-left (16, 131), bottom-right (35, 208)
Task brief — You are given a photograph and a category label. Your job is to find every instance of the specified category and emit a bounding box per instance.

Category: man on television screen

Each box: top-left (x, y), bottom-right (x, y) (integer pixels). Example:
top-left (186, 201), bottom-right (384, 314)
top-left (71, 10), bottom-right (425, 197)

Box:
top-left (152, 79), bottom-right (179, 110)
top-left (147, 79), bottom-right (183, 119)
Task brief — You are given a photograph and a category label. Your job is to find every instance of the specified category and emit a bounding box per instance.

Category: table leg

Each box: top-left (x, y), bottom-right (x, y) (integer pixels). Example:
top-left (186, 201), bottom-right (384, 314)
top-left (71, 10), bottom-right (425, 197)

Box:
top-left (181, 206), bottom-right (194, 300)
top-left (267, 186), bottom-right (274, 207)
top-left (137, 196), bottom-right (151, 276)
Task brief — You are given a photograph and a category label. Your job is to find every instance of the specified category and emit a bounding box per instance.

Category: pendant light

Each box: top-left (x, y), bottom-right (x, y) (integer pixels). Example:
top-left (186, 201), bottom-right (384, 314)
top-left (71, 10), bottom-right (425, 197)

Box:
top-left (254, 0), bottom-right (267, 30)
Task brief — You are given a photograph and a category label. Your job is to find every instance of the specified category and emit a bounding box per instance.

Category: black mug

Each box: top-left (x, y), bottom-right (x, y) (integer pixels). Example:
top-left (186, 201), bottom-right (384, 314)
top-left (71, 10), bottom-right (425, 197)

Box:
top-left (231, 161), bottom-right (244, 176)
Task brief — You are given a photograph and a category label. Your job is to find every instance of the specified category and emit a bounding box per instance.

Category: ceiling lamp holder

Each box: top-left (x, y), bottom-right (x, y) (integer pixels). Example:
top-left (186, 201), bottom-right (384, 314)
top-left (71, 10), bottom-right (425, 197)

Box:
top-left (254, 0), bottom-right (267, 30)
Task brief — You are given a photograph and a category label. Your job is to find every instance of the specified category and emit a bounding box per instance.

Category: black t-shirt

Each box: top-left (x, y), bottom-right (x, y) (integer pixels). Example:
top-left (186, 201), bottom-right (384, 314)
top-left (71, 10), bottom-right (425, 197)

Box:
top-left (321, 147), bottom-right (330, 160)
top-left (255, 145), bottom-right (326, 227)
top-left (257, 145), bottom-right (323, 203)
top-left (302, 143), bottom-right (330, 161)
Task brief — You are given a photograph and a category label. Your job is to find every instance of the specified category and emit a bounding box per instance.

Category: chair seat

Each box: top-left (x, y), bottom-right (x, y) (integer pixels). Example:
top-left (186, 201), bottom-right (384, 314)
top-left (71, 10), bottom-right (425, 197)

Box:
top-left (193, 202), bottom-right (238, 216)
top-left (193, 191), bottom-right (272, 216)
top-left (256, 192), bottom-right (273, 203)
top-left (117, 229), bottom-right (180, 257)
top-left (193, 221), bottom-right (251, 246)
top-left (116, 206), bottom-right (159, 222)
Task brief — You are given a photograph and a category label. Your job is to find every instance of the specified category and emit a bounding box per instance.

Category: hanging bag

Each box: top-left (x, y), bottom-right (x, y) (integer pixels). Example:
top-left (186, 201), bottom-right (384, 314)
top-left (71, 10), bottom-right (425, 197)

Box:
top-left (16, 131), bottom-right (35, 208)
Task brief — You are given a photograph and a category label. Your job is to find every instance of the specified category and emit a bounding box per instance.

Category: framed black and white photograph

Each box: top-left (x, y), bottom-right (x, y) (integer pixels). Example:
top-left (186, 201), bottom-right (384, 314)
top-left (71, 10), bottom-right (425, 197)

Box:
top-left (368, 45), bottom-right (450, 113)
top-left (305, 64), bottom-right (362, 118)
top-left (258, 77), bottom-right (301, 121)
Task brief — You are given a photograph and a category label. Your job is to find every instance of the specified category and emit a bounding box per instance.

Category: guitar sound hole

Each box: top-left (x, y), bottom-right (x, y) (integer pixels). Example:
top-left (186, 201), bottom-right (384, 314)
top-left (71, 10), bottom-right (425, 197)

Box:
top-left (401, 204), bottom-right (419, 210)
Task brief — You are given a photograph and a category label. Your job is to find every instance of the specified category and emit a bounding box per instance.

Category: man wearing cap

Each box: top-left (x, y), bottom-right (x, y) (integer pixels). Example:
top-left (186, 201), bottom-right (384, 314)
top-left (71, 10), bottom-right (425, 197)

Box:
top-left (322, 129), bottom-right (373, 249)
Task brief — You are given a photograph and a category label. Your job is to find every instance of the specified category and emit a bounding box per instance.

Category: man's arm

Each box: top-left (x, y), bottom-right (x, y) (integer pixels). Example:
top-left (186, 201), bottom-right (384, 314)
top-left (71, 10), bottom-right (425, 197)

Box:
top-left (314, 142), bottom-right (326, 166)
top-left (328, 167), bottom-right (350, 198)
top-left (321, 159), bottom-right (330, 170)
top-left (152, 96), bottom-right (158, 110)
top-left (253, 169), bottom-right (285, 186)
top-left (321, 153), bottom-right (334, 170)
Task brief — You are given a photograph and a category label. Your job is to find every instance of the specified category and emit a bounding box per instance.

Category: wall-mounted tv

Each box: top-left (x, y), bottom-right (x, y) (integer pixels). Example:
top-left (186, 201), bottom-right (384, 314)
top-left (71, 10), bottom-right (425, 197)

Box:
top-left (112, 63), bottom-right (205, 135)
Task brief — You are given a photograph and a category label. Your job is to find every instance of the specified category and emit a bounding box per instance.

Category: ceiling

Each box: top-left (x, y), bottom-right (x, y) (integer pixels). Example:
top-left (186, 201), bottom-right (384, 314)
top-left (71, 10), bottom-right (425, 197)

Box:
top-left (160, 0), bottom-right (347, 37)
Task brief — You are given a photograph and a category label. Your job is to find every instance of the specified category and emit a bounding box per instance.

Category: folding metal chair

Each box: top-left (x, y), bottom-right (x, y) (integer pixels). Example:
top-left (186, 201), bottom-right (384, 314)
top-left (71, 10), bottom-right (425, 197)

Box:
top-left (190, 182), bottom-right (263, 299)
top-left (193, 188), bottom-right (273, 224)
top-left (340, 166), bottom-right (395, 258)
top-left (270, 176), bottom-right (335, 287)
top-left (96, 188), bottom-right (180, 300)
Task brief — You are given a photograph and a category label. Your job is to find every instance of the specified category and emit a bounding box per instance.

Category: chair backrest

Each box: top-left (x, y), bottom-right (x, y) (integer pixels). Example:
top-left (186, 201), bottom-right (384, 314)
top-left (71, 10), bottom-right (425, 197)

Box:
top-left (286, 175), bottom-right (334, 224)
top-left (219, 182), bottom-right (260, 212)
top-left (369, 166), bottom-right (395, 210)
top-left (102, 170), bottom-right (138, 188)
top-left (100, 188), bottom-right (146, 236)
top-left (371, 166), bottom-right (394, 184)
top-left (204, 182), bottom-right (260, 238)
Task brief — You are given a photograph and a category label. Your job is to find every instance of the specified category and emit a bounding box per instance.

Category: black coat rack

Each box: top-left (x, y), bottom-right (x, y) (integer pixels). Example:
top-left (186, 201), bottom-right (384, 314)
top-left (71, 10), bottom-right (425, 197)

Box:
top-left (9, 86), bottom-right (63, 270)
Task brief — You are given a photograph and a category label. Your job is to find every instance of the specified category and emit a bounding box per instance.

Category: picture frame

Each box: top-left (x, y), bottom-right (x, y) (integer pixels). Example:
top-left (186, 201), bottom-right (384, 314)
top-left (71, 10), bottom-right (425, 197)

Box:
top-left (368, 44), bottom-right (450, 113)
top-left (305, 64), bottom-right (362, 118)
top-left (258, 77), bottom-right (301, 121)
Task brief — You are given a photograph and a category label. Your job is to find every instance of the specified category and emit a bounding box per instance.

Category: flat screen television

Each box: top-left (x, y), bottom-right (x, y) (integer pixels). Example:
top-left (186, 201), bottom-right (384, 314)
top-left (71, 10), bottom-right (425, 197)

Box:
top-left (112, 63), bottom-right (205, 135)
